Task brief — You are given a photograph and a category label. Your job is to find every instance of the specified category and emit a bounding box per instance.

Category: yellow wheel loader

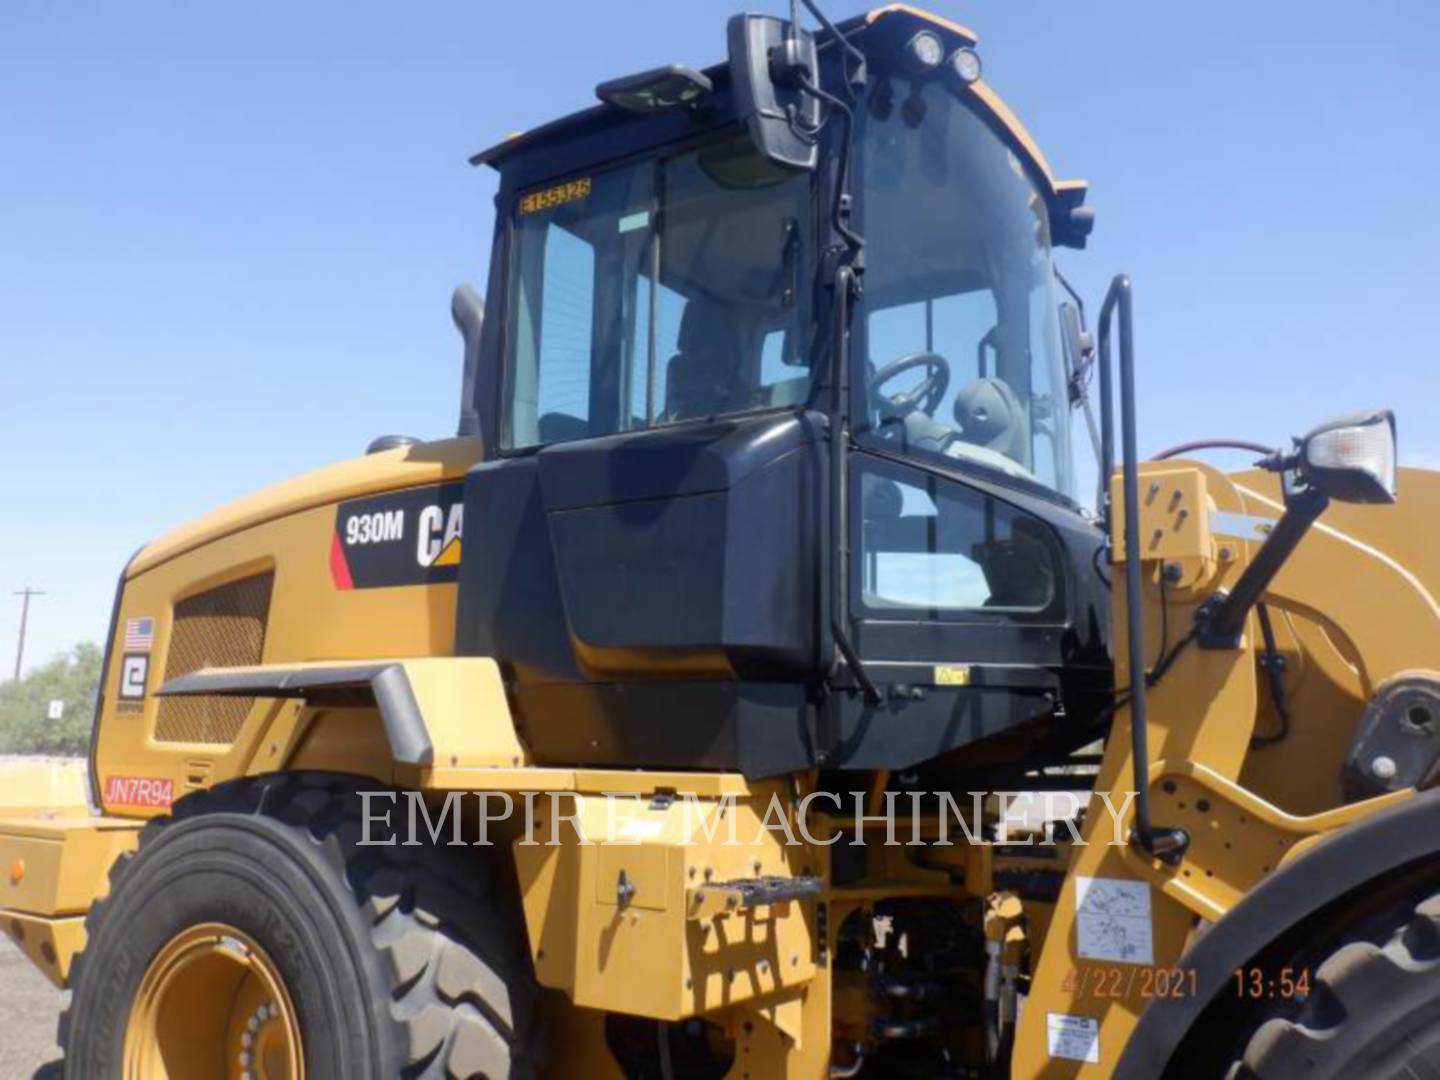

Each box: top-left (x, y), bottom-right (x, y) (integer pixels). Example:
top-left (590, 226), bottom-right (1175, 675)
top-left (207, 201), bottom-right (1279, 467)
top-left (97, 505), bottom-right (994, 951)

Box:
top-left (4, 5), bottom-right (1438, 1078)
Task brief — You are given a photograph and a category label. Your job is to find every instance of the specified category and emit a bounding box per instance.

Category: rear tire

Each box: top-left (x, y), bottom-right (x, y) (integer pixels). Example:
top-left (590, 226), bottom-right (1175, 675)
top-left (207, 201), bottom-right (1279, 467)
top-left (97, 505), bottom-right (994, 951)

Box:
top-left (61, 771), bottom-right (540, 1078)
top-left (1232, 889), bottom-right (1440, 1079)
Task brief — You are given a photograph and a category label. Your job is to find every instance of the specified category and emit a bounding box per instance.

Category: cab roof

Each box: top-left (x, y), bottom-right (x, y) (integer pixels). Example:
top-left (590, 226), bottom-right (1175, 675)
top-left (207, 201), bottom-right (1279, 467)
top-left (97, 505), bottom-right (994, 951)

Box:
top-left (470, 6), bottom-right (1087, 222)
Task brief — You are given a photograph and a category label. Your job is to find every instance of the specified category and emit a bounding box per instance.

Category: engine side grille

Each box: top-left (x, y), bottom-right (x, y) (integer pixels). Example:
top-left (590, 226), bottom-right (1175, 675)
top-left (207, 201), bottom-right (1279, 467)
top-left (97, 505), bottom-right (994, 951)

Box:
top-left (153, 571), bottom-right (274, 744)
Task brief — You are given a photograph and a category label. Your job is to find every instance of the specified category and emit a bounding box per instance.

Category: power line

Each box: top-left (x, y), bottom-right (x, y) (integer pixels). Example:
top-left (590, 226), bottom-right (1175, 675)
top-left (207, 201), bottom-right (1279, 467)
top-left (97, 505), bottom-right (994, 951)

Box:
top-left (12, 587), bottom-right (46, 681)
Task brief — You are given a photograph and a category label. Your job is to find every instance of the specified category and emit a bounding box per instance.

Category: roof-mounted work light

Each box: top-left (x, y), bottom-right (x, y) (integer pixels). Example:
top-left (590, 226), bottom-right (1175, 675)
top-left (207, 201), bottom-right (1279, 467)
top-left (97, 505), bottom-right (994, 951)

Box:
top-left (903, 30), bottom-right (944, 73)
top-left (596, 65), bottom-right (714, 113)
top-left (950, 47), bottom-right (982, 85)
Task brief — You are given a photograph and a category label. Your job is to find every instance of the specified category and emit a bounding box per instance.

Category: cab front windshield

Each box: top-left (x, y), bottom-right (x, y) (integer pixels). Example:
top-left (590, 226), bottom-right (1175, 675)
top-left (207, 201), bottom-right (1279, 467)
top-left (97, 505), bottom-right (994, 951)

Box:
top-left (858, 76), bottom-right (1074, 499)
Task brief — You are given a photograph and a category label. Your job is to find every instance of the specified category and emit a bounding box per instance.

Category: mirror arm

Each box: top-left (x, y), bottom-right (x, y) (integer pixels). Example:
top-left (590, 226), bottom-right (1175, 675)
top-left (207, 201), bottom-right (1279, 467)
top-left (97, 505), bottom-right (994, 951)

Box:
top-left (796, 0), bottom-right (867, 92)
top-left (797, 80), bottom-right (864, 263)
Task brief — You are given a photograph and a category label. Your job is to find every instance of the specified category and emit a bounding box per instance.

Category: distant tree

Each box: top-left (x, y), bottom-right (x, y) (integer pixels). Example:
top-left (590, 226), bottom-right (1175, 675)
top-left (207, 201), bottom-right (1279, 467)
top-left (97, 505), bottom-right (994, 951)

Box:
top-left (0, 643), bottom-right (101, 756)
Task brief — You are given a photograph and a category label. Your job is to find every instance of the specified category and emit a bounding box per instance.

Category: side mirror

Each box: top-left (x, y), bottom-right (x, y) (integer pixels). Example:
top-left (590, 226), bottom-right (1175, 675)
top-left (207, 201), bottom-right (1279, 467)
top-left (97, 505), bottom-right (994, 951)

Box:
top-left (1295, 409), bottom-right (1397, 504)
top-left (726, 14), bottom-right (820, 171)
top-left (1057, 302), bottom-right (1093, 407)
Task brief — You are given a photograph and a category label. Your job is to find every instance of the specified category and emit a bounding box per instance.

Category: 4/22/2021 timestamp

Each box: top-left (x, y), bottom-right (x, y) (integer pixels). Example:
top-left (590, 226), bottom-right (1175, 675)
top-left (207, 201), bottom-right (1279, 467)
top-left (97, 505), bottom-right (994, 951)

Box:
top-left (1061, 964), bottom-right (1313, 1001)
top-left (1062, 965), bottom-right (1199, 999)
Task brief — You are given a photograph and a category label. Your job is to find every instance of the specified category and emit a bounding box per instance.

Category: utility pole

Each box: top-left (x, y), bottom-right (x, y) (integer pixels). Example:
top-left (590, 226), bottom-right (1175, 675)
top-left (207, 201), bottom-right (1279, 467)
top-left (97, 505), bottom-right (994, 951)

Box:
top-left (12, 587), bottom-right (45, 682)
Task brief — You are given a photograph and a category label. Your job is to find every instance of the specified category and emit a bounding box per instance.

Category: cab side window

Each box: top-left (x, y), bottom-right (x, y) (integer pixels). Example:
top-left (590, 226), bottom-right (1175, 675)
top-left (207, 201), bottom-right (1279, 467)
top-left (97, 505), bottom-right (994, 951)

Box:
top-left (516, 226), bottom-right (597, 443)
top-left (501, 136), bottom-right (814, 451)
top-left (857, 457), bottom-right (1063, 618)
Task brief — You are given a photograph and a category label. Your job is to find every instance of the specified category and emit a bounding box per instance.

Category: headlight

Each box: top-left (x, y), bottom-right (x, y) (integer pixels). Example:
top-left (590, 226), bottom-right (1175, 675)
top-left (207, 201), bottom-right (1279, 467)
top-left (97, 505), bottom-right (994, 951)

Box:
top-left (1299, 410), bottom-right (1397, 504)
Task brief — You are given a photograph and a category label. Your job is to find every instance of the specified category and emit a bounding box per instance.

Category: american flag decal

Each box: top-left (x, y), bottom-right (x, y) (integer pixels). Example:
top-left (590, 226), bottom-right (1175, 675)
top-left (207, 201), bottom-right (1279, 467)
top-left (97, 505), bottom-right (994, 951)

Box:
top-left (124, 617), bottom-right (154, 652)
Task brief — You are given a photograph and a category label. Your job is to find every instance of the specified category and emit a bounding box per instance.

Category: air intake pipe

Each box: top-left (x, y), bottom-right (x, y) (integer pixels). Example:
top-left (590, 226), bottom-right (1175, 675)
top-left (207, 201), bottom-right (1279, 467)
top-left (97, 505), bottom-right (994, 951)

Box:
top-left (452, 283), bottom-right (484, 438)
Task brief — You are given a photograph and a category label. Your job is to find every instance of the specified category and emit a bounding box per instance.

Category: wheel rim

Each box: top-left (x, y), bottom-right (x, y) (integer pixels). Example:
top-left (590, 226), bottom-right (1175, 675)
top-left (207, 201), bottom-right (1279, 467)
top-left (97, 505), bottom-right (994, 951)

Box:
top-left (124, 922), bottom-right (304, 1080)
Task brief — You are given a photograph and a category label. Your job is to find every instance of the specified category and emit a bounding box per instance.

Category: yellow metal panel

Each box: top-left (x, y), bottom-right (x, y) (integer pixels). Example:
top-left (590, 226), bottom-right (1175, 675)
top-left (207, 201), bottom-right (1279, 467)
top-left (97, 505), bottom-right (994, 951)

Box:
top-left (514, 789), bottom-right (818, 1022)
top-left (1234, 470), bottom-right (1440, 694)
top-left (1235, 466), bottom-right (1440, 592)
top-left (864, 4), bottom-right (978, 44)
top-left (1237, 609), bottom-right (1364, 814)
top-left (0, 759), bottom-right (88, 813)
top-left (414, 764), bottom-right (577, 791)
top-left (95, 479), bottom-right (477, 813)
top-left (1108, 466), bottom-right (1214, 565)
top-left (1228, 466), bottom-right (1440, 814)
top-left (0, 911), bottom-right (87, 988)
top-left (130, 436), bottom-right (480, 575)
top-left (1015, 461), bottom-right (1260, 1079)
top-left (0, 812), bottom-right (140, 916)
top-left (416, 767), bottom-right (758, 797)
top-left (597, 841), bottom-right (674, 913)
top-left (1017, 461), bottom-right (1440, 1077)
top-left (967, 81), bottom-right (1057, 186)
top-left (400, 657), bottom-right (529, 767)
top-left (1137, 762), bottom-right (1409, 922)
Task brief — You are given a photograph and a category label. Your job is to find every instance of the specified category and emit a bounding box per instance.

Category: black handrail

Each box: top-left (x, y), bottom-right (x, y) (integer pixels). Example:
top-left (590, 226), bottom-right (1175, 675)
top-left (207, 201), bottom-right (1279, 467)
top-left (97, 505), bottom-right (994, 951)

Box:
top-left (1095, 275), bottom-right (1187, 863)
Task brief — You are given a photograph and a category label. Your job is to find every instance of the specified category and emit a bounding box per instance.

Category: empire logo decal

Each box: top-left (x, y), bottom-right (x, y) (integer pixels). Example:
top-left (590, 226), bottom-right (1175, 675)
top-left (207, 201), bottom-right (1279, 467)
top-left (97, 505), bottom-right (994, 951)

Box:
top-left (331, 483), bottom-right (466, 590)
top-left (119, 653), bottom-right (149, 701)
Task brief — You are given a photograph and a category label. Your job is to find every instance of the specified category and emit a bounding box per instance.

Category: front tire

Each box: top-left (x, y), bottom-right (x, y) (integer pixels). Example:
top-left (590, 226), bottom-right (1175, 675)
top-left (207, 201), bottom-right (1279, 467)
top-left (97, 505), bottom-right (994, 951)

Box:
top-left (61, 772), bottom-right (539, 1079)
top-left (1233, 889), bottom-right (1440, 1079)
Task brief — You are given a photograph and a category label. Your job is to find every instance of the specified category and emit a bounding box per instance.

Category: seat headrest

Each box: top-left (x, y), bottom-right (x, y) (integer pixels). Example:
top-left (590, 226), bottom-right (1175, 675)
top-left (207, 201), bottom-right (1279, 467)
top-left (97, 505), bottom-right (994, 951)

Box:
top-left (954, 377), bottom-right (1026, 458)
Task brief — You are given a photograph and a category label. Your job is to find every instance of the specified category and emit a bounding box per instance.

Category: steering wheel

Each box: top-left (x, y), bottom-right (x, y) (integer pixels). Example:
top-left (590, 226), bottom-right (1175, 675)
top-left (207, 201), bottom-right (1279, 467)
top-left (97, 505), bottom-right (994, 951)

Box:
top-left (869, 352), bottom-right (951, 419)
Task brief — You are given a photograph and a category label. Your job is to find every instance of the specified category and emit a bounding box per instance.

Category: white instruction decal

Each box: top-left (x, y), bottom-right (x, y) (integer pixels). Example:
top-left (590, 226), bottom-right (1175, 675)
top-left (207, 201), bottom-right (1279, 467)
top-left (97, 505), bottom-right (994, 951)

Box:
top-left (1047, 1012), bottom-right (1100, 1064)
top-left (1075, 876), bottom-right (1153, 965)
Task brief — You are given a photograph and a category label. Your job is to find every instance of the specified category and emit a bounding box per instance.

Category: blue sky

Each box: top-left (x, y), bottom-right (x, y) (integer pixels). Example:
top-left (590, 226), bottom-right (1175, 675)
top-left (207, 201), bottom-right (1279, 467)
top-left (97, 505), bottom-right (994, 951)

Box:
top-left (2, 1), bottom-right (1437, 673)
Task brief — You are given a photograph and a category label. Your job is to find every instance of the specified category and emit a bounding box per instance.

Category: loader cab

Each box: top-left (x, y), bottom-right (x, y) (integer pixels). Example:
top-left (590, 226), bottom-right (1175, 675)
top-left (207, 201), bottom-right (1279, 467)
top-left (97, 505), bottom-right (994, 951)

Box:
top-left (456, 6), bottom-right (1111, 777)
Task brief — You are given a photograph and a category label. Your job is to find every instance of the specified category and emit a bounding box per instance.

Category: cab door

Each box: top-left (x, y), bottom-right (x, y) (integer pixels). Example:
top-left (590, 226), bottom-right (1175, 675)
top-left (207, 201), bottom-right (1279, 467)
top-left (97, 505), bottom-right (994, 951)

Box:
top-left (825, 449), bottom-right (1110, 770)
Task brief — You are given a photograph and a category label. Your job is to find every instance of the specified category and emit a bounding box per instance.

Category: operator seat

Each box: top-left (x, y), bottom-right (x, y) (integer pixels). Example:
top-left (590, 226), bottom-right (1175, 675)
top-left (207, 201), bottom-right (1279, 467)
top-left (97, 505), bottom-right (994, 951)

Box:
top-left (664, 297), bottom-right (746, 421)
top-left (953, 377), bottom-right (1028, 461)
top-left (939, 376), bottom-right (1037, 481)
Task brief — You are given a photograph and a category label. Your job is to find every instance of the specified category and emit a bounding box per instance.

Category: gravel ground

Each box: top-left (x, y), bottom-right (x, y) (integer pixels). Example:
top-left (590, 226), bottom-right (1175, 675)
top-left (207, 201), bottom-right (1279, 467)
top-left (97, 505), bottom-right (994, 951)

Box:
top-left (0, 935), bottom-right (65, 1079)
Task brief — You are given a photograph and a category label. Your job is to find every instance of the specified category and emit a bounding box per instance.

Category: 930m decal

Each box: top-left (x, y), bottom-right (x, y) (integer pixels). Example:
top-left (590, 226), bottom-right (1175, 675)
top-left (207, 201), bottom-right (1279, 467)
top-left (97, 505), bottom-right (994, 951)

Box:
top-left (331, 483), bottom-right (465, 590)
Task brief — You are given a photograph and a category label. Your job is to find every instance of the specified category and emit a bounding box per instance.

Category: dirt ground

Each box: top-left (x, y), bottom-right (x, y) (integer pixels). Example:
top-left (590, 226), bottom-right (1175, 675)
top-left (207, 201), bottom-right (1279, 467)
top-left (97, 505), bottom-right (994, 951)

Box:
top-left (0, 935), bottom-right (64, 1079)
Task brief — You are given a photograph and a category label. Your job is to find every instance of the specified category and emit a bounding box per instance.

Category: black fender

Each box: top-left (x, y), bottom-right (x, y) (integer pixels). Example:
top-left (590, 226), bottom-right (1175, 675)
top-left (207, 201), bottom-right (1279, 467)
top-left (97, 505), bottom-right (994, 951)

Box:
top-left (1115, 787), bottom-right (1440, 1079)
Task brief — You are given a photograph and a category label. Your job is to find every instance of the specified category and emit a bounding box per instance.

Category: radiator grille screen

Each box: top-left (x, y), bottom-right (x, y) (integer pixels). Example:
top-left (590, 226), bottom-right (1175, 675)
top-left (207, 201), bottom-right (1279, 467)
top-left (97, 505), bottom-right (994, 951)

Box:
top-left (153, 571), bottom-right (274, 744)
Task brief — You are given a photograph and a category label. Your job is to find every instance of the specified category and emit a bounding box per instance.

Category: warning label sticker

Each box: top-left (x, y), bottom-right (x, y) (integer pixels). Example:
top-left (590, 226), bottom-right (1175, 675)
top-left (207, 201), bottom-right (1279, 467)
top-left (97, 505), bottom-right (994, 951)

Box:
top-left (1075, 876), bottom-right (1154, 965)
top-left (1047, 1012), bottom-right (1100, 1063)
